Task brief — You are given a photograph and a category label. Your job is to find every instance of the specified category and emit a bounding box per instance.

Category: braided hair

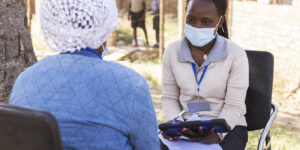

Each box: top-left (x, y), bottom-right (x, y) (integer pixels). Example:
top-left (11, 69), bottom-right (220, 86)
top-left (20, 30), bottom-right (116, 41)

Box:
top-left (186, 0), bottom-right (229, 38)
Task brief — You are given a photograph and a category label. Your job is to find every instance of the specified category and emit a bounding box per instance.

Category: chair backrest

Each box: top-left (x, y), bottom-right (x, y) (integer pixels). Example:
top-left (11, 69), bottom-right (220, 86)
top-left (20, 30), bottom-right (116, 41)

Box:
top-left (0, 103), bottom-right (63, 150)
top-left (245, 51), bottom-right (274, 131)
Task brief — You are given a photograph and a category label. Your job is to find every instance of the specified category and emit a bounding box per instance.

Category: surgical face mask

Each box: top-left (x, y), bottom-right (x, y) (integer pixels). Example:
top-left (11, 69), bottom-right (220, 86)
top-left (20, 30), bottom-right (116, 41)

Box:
top-left (184, 17), bottom-right (222, 47)
top-left (102, 47), bottom-right (109, 57)
top-left (101, 44), bottom-right (109, 57)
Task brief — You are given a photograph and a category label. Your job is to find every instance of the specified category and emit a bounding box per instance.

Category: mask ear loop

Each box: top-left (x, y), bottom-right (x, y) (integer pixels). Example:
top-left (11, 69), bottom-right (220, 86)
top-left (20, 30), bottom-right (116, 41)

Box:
top-left (101, 44), bottom-right (105, 51)
top-left (101, 44), bottom-right (105, 56)
top-left (101, 44), bottom-right (109, 57)
top-left (221, 15), bottom-right (225, 33)
top-left (214, 16), bottom-right (223, 35)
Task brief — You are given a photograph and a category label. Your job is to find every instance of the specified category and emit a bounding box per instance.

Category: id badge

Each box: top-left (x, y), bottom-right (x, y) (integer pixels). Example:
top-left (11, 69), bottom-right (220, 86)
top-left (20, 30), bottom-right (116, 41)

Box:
top-left (187, 101), bottom-right (211, 113)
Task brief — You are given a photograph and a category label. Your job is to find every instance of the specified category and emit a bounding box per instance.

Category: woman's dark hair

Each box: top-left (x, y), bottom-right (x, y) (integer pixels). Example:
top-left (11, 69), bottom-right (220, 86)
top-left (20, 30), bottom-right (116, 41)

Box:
top-left (186, 0), bottom-right (229, 38)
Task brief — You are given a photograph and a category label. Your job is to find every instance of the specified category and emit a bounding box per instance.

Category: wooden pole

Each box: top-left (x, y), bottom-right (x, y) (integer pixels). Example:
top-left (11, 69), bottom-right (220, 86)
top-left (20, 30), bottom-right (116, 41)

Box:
top-left (178, 0), bottom-right (187, 38)
top-left (159, 0), bottom-right (166, 60)
top-left (226, 0), bottom-right (233, 38)
top-left (26, 0), bottom-right (35, 30)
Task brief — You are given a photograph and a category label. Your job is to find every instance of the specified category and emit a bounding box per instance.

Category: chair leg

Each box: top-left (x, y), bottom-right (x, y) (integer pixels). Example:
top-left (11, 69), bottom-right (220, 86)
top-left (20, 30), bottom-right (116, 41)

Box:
top-left (257, 104), bottom-right (278, 150)
top-left (265, 132), bottom-right (271, 150)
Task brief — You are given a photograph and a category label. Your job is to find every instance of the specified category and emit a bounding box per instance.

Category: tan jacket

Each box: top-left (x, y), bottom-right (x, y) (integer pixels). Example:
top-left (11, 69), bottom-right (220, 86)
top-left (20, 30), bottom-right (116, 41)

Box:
top-left (161, 38), bottom-right (249, 129)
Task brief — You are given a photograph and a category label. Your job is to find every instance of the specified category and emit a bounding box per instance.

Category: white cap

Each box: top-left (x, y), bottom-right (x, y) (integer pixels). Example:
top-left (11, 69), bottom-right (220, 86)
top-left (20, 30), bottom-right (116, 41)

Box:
top-left (40, 0), bottom-right (119, 53)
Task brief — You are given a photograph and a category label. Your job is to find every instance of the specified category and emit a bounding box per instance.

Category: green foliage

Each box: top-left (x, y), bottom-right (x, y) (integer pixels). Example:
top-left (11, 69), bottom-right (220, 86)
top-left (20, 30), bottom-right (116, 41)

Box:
top-left (116, 29), bottom-right (134, 45)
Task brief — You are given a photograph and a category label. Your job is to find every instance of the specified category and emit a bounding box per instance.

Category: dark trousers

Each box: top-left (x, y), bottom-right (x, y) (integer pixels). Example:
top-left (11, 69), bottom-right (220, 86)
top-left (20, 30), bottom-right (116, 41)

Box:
top-left (161, 126), bottom-right (248, 150)
top-left (130, 10), bottom-right (145, 29)
top-left (153, 15), bottom-right (160, 31)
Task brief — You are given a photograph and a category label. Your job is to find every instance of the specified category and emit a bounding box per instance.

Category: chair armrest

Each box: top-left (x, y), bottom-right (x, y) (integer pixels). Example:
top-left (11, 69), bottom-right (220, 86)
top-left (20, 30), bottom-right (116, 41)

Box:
top-left (257, 104), bottom-right (278, 150)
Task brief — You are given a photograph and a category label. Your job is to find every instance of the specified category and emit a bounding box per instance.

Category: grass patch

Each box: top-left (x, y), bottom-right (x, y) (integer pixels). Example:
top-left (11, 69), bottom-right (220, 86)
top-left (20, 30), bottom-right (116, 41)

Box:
top-left (116, 15), bottom-right (134, 45)
top-left (118, 60), bottom-right (162, 86)
top-left (116, 29), bottom-right (134, 45)
top-left (247, 125), bottom-right (300, 150)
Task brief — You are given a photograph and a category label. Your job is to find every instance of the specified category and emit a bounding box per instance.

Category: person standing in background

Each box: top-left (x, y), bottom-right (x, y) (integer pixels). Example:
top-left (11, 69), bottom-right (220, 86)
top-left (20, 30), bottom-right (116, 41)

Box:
top-left (150, 0), bottom-right (160, 48)
top-left (128, 0), bottom-right (149, 47)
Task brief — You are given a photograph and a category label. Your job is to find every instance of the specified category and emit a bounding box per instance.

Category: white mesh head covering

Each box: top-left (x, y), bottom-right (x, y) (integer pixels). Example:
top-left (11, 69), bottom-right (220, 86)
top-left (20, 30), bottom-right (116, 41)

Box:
top-left (40, 0), bottom-right (119, 53)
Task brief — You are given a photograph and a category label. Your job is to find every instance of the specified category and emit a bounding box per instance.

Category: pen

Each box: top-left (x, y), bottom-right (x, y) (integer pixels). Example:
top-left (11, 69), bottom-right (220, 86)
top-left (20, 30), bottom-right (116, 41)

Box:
top-left (171, 110), bottom-right (185, 123)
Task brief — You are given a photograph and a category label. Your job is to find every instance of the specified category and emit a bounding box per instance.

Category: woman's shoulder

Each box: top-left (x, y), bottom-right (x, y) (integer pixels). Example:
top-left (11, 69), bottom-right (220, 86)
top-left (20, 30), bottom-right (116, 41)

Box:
top-left (16, 54), bottom-right (148, 91)
top-left (225, 38), bottom-right (247, 57)
top-left (165, 39), bottom-right (182, 53)
top-left (105, 61), bottom-right (145, 78)
top-left (163, 39), bottom-right (184, 62)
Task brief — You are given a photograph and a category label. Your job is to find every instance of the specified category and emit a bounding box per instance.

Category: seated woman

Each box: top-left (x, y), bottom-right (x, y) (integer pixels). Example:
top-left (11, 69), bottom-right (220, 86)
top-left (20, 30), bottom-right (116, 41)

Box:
top-left (160, 0), bottom-right (249, 149)
top-left (9, 0), bottom-right (159, 149)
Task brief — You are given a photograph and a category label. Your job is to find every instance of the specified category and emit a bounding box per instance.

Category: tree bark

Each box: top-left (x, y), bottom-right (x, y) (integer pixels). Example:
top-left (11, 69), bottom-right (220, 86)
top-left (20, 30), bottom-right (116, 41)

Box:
top-left (0, 0), bottom-right (37, 102)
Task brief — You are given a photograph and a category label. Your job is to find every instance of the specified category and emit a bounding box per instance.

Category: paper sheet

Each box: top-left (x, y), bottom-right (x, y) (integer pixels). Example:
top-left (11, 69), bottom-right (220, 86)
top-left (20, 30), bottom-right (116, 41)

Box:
top-left (160, 114), bottom-right (222, 150)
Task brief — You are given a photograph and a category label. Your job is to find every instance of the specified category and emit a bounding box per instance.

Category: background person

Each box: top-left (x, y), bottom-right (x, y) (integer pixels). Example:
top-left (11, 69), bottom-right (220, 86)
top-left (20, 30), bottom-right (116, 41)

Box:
top-left (9, 0), bottom-right (159, 149)
top-left (150, 0), bottom-right (160, 48)
top-left (128, 0), bottom-right (149, 47)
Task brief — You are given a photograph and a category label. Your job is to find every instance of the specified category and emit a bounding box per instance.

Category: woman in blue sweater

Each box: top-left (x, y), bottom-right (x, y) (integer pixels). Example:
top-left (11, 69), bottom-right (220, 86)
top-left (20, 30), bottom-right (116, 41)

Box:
top-left (9, 0), bottom-right (159, 149)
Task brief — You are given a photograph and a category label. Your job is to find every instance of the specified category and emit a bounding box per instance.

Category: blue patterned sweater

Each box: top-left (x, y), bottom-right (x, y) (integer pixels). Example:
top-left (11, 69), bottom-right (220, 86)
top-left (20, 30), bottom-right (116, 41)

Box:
top-left (9, 50), bottom-right (159, 150)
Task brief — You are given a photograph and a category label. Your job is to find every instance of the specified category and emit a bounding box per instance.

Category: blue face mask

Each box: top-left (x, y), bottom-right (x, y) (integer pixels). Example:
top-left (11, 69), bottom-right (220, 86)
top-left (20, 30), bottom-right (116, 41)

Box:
top-left (184, 17), bottom-right (222, 47)
top-left (102, 47), bottom-right (109, 57)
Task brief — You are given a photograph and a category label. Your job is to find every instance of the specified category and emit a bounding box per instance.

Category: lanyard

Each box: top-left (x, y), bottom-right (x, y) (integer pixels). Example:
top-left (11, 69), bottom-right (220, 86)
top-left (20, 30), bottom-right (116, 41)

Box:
top-left (192, 64), bottom-right (208, 92)
top-left (86, 47), bottom-right (103, 60)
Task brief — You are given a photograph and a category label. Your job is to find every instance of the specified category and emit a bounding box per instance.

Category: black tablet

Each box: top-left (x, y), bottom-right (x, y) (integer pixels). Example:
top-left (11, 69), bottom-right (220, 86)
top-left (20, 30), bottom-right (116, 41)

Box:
top-left (159, 119), bottom-right (231, 137)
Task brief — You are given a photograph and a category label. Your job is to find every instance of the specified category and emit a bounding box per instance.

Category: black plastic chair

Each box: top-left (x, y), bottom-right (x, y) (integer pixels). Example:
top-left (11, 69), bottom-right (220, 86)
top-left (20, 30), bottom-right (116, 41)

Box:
top-left (245, 50), bottom-right (278, 150)
top-left (0, 103), bottom-right (63, 150)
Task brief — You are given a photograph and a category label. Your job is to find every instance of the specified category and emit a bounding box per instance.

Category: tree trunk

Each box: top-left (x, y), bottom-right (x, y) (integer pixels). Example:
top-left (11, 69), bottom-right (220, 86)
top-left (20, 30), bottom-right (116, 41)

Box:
top-left (0, 0), bottom-right (37, 103)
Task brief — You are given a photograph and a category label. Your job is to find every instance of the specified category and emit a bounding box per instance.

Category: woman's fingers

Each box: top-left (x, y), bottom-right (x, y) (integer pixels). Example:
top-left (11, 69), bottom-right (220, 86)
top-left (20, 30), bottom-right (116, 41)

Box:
top-left (177, 132), bottom-right (183, 136)
top-left (181, 128), bottom-right (197, 137)
top-left (161, 131), bottom-right (179, 141)
top-left (181, 126), bottom-right (216, 138)
top-left (202, 132), bottom-right (219, 144)
top-left (162, 126), bottom-right (216, 140)
top-left (209, 127), bottom-right (216, 133)
top-left (161, 131), bottom-right (171, 140)
top-left (197, 126), bottom-right (204, 134)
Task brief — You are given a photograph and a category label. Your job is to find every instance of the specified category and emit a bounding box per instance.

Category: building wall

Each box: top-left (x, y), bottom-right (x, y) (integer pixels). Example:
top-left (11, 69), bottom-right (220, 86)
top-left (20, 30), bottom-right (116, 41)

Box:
top-left (293, 0), bottom-right (300, 6)
top-left (230, 1), bottom-right (300, 98)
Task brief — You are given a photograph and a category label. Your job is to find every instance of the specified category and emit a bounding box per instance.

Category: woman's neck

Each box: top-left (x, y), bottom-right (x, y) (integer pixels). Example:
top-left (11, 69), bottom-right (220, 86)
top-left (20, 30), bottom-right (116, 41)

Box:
top-left (188, 39), bottom-right (216, 66)
top-left (94, 47), bottom-right (104, 56)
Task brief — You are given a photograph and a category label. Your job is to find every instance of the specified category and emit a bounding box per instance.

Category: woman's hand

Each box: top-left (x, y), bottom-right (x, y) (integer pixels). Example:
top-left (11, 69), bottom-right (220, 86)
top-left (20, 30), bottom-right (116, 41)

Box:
top-left (160, 120), bottom-right (182, 141)
top-left (201, 131), bottom-right (220, 144)
top-left (181, 127), bottom-right (220, 144)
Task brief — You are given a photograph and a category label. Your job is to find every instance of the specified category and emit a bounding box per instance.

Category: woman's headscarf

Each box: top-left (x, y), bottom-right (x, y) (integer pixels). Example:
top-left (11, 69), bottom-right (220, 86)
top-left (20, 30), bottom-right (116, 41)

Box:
top-left (40, 0), bottom-right (119, 52)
